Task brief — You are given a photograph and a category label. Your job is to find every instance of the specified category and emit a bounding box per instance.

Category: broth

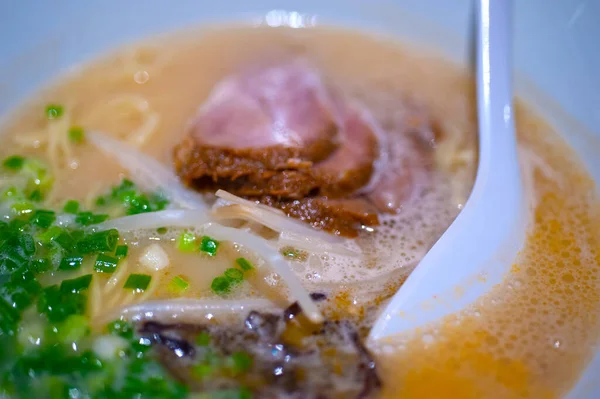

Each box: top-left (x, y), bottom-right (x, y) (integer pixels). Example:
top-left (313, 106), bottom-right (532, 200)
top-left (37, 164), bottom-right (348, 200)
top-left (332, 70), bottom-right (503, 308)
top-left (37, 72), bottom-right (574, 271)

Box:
top-left (0, 25), bottom-right (598, 399)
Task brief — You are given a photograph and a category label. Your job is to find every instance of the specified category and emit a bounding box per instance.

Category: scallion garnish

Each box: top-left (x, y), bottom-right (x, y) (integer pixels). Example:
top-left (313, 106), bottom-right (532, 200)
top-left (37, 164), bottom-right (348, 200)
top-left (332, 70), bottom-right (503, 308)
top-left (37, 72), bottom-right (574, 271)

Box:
top-left (68, 126), bottom-right (85, 143)
top-left (94, 253), bottom-right (119, 273)
top-left (168, 275), bottom-right (189, 293)
top-left (2, 155), bottom-right (25, 171)
top-left (235, 257), bottom-right (254, 272)
top-left (107, 319), bottom-right (134, 339)
top-left (77, 229), bottom-right (119, 254)
top-left (10, 202), bottom-right (35, 216)
top-left (224, 268), bottom-right (243, 284)
top-left (229, 351), bottom-right (253, 375)
top-left (60, 274), bottom-right (92, 293)
top-left (63, 200), bottom-right (80, 214)
top-left (115, 244), bottom-right (129, 258)
top-left (124, 273), bottom-right (151, 291)
top-left (75, 211), bottom-right (109, 226)
top-left (200, 236), bottom-right (219, 256)
top-left (196, 331), bottom-right (211, 346)
top-left (211, 276), bottom-right (231, 296)
top-left (29, 209), bottom-right (56, 228)
top-left (3, 186), bottom-right (19, 199)
top-left (177, 232), bottom-right (197, 252)
top-left (28, 189), bottom-right (43, 202)
top-left (45, 104), bottom-right (64, 119)
top-left (156, 227), bottom-right (168, 235)
top-left (59, 255), bottom-right (84, 271)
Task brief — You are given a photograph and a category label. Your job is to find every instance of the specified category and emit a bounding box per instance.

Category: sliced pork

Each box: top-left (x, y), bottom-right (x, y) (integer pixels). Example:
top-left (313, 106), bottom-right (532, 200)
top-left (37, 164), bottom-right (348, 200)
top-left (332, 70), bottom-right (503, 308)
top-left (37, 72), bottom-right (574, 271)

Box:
top-left (174, 60), bottom-right (341, 183)
top-left (173, 59), bottom-right (436, 236)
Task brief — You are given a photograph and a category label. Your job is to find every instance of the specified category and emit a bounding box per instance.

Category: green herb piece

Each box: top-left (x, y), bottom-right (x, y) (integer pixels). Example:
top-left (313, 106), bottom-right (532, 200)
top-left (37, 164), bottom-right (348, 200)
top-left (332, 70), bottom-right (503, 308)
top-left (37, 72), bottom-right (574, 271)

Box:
top-left (63, 200), bottom-right (80, 214)
top-left (229, 351), bottom-right (253, 375)
top-left (56, 314), bottom-right (90, 344)
top-left (200, 236), bottom-right (219, 256)
top-left (30, 258), bottom-right (51, 273)
top-left (3, 186), bottom-right (20, 199)
top-left (168, 275), bottom-right (189, 293)
top-left (54, 230), bottom-right (78, 251)
top-left (235, 257), bottom-right (254, 272)
top-left (3, 155), bottom-right (25, 171)
top-left (10, 201), bottom-right (35, 216)
top-left (68, 126), bottom-right (85, 143)
top-left (193, 363), bottom-right (214, 379)
top-left (124, 273), bottom-right (151, 291)
top-left (211, 276), bottom-right (230, 296)
top-left (37, 285), bottom-right (87, 323)
top-left (77, 229), bottom-right (119, 254)
top-left (28, 189), bottom-right (43, 202)
top-left (177, 232), bottom-right (197, 252)
top-left (60, 274), bottom-right (92, 293)
top-left (107, 319), bottom-right (133, 339)
top-left (94, 253), bottom-right (119, 273)
top-left (59, 254), bottom-right (84, 271)
top-left (224, 268), bottom-right (243, 284)
top-left (45, 104), bottom-right (64, 119)
top-left (156, 227), bottom-right (168, 235)
top-left (29, 209), bottom-right (56, 228)
top-left (95, 196), bottom-right (107, 206)
top-left (115, 244), bottom-right (129, 258)
top-left (196, 331), bottom-right (211, 347)
top-left (75, 211), bottom-right (109, 226)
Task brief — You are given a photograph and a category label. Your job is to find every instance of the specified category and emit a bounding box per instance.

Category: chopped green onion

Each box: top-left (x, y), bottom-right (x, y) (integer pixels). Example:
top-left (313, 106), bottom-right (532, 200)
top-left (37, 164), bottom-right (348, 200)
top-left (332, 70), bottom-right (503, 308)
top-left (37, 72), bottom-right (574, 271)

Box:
top-left (229, 352), bottom-right (253, 375)
top-left (107, 319), bottom-right (133, 339)
top-left (28, 189), bottom-right (43, 202)
top-left (224, 268), bottom-right (243, 284)
top-left (60, 274), bottom-right (92, 293)
top-left (95, 196), bottom-right (107, 206)
top-left (63, 200), bottom-right (80, 214)
top-left (235, 257), bottom-right (254, 272)
top-left (45, 104), bottom-right (64, 119)
top-left (30, 258), bottom-right (51, 273)
top-left (3, 155), bottom-right (25, 171)
top-left (200, 236), bottom-right (219, 257)
top-left (10, 201), bottom-right (35, 216)
top-left (115, 244), bottom-right (129, 258)
top-left (77, 229), bottom-right (119, 254)
top-left (211, 276), bottom-right (230, 296)
top-left (177, 232), bottom-right (197, 252)
top-left (18, 233), bottom-right (36, 256)
top-left (29, 209), bottom-right (56, 228)
top-left (156, 227), bottom-right (168, 235)
top-left (75, 211), bottom-right (109, 226)
top-left (168, 275), bottom-right (189, 293)
top-left (54, 230), bottom-right (78, 251)
top-left (193, 363), bottom-right (214, 379)
top-left (68, 126), bottom-right (85, 143)
top-left (37, 285), bottom-right (87, 323)
top-left (196, 331), bottom-right (211, 346)
top-left (94, 254), bottom-right (119, 273)
top-left (56, 314), bottom-right (90, 344)
top-left (3, 186), bottom-right (20, 199)
top-left (124, 274), bottom-right (151, 291)
top-left (59, 255), bottom-right (84, 271)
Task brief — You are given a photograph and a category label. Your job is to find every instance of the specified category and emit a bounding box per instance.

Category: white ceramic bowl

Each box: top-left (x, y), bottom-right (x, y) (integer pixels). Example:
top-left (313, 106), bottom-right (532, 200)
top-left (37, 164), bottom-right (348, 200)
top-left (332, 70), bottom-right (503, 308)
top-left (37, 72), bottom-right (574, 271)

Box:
top-left (1, 1), bottom-right (599, 397)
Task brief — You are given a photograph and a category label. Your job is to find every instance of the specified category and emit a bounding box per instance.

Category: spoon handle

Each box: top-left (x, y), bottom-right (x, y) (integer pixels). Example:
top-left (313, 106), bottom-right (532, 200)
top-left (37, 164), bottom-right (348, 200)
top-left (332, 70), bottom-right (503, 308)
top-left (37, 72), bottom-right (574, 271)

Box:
top-left (476, 0), bottom-right (519, 189)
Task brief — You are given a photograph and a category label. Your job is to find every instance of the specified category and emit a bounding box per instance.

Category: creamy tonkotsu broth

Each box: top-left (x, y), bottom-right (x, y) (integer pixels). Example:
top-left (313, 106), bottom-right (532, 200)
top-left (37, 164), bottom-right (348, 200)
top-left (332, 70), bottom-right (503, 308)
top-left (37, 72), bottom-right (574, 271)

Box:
top-left (0, 26), bottom-right (598, 399)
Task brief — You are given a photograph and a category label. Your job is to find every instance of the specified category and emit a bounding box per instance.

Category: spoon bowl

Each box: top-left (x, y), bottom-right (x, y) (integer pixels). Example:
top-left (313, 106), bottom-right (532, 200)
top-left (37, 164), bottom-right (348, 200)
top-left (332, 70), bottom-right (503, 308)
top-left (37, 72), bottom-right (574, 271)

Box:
top-left (369, 0), bottom-right (525, 342)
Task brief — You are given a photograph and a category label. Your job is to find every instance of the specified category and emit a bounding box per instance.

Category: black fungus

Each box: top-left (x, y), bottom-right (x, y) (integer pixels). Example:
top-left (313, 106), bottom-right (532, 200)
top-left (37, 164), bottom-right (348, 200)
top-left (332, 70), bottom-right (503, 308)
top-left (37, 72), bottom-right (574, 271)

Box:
top-left (140, 303), bottom-right (381, 398)
top-left (139, 321), bottom-right (196, 358)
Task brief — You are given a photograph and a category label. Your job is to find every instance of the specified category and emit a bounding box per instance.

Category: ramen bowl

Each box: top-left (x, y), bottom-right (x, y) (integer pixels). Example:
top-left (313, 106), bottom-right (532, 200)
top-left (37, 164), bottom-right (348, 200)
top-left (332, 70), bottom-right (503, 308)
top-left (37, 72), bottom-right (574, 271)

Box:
top-left (0, 1), bottom-right (598, 398)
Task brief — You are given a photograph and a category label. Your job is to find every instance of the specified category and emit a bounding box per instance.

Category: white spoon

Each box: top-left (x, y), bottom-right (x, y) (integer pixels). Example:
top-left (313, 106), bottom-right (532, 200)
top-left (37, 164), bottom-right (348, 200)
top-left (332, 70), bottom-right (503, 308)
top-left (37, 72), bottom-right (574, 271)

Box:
top-left (369, 0), bottom-right (525, 342)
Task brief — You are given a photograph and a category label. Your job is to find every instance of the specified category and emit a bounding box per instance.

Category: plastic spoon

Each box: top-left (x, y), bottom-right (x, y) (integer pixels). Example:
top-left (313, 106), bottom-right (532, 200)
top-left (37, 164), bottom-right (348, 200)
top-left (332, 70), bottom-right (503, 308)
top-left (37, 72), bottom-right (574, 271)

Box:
top-left (369, 0), bottom-right (525, 342)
